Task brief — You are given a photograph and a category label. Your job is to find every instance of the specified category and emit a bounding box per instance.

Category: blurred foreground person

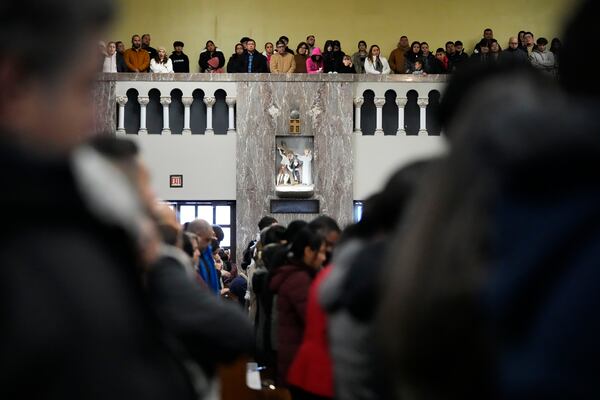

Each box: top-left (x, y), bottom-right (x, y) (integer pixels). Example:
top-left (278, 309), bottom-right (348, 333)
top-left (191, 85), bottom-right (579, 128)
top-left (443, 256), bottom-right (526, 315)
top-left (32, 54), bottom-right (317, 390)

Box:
top-left (0, 0), bottom-right (197, 398)
top-left (320, 161), bottom-right (429, 400)
top-left (378, 1), bottom-right (600, 399)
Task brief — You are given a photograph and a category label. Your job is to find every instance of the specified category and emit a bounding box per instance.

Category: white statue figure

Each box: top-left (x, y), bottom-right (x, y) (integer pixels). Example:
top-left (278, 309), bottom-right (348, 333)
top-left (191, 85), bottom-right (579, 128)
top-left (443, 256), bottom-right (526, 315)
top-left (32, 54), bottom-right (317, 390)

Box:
top-left (297, 148), bottom-right (313, 185)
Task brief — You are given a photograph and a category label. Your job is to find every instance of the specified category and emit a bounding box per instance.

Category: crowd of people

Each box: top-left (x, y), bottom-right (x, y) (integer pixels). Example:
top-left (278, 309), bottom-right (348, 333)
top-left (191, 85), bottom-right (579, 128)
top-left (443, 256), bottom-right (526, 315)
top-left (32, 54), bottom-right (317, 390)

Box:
top-left (101, 29), bottom-right (561, 76)
top-left (2, 0), bottom-right (599, 399)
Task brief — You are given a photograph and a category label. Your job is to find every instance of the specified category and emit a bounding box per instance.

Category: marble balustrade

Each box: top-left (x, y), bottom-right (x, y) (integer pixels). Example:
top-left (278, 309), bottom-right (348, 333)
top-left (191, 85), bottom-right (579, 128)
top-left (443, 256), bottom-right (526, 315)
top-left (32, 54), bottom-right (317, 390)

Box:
top-left (95, 73), bottom-right (448, 137)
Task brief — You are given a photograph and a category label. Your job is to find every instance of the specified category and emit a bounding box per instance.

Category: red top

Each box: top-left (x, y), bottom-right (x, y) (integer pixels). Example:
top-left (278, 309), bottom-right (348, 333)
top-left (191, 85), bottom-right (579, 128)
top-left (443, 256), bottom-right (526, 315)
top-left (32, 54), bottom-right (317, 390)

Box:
top-left (287, 266), bottom-right (334, 397)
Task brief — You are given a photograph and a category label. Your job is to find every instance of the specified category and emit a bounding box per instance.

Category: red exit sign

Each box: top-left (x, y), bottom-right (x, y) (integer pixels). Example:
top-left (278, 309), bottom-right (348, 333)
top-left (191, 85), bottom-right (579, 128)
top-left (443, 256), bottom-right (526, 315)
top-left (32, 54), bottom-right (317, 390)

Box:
top-left (170, 175), bottom-right (183, 188)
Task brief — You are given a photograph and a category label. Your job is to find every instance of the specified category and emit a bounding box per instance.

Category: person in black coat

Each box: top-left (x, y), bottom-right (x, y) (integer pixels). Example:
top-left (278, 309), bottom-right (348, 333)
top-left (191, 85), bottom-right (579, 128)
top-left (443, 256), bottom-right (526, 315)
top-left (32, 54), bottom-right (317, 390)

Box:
top-left (338, 54), bottom-right (356, 73)
top-left (227, 43), bottom-right (245, 73)
top-left (170, 41), bottom-right (190, 73)
top-left (239, 39), bottom-right (268, 73)
top-left (198, 40), bottom-right (225, 72)
top-left (499, 37), bottom-right (530, 66)
top-left (0, 1), bottom-right (199, 398)
top-left (147, 233), bottom-right (254, 376)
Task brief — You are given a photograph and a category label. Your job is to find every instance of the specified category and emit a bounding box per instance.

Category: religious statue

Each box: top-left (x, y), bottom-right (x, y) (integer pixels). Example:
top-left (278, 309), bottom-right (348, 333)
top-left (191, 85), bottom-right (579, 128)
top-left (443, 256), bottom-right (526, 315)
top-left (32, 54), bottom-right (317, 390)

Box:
top-left (276, 164), bottom-right (290, 185)
top-left (275, 137), bottom-right (314, 198)
top-left (289, 153), bottom-right (302, 184)
top-left (297, 149), bottom-right (313, 185)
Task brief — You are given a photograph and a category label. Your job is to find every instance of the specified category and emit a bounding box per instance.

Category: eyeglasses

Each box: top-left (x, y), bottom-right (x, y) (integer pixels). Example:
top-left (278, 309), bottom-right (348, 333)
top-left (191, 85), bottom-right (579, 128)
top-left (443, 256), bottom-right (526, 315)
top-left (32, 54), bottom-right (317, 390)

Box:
top-left (277, 45), bottom-right (285, 48)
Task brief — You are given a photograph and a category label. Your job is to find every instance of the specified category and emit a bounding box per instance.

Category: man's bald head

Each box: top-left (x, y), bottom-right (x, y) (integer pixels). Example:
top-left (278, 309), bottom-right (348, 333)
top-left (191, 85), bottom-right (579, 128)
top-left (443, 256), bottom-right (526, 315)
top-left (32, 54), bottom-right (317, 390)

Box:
top-left (187, 219), bottom-right (215, 251)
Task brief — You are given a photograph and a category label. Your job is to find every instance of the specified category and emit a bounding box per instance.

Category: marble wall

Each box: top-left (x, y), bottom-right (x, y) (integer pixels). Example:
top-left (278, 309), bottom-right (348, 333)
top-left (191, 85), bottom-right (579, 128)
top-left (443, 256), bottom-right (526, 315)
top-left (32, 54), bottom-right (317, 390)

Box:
top-left (93, 77), bottom-right (116, 135)
top-left (236, 79), bottom-right (354, 258)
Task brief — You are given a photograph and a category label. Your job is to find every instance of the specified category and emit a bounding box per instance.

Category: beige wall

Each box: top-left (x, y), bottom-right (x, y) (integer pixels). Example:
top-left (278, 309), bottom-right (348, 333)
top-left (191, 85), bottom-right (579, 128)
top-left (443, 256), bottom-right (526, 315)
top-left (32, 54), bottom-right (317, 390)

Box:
top-left (109, 0), bottom-right (575, 71)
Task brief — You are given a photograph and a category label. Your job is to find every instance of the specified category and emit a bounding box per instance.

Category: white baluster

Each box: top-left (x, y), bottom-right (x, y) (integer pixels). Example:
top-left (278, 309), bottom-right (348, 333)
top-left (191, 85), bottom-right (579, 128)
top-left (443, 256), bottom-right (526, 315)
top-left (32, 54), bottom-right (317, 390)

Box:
top-left (226, 97), bottom-right (236, 134)
top-left (182, 97), bottom-right (193, 135)
top-left (353, 97), bottom-right (364, 134)
top-left (417, 98), bottom-right (429, 136)
top-left (374, 97), bottom-right (386, 136)
top-left (203, 96), bottom-right (216, 135)
top-left (138, 96), bottom-right (149, 135)
top-left (160, 96), bottom-right (172, 135)
top-left (116, 96), bottom-right (128, 136)
top-left (396, 97), bottom-right (407, 135)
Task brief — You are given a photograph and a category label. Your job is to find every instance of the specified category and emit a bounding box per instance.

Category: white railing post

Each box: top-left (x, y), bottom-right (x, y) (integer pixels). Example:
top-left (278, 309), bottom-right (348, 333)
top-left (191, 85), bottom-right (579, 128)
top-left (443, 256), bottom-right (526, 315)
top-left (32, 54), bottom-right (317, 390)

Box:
top-left (396, 97), bottom-right (407, 135)
top-left (203, 96), bottom-right (216, 135)
top-left (138, 96), bottom-right (149, 135)
top-left (116, 96), bottom-right (128, 136)
top-left (160, 96), bottom-right (171, 135)
top-left (182, 97), bottom-right (193, 135)
top-left (226, 97), bottom-right (236, 134)
top-left (353, 97), bottom-right (364, 134)
top-left (418, 98), bottom-right (429, 136)
top-left (374, 97), bottom-right (386, 136)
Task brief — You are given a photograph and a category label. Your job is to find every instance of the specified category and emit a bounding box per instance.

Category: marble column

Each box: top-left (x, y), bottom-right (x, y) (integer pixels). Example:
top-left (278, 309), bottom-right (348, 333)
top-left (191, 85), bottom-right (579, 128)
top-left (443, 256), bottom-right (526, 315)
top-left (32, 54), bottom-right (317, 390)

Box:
top-left (396, 97), bottom-right (407, 135)
top-left (138, 96), bottom-right (149, 135)
top-left (182, 97), bottom-right (193, 135)
top-left (353, 97), bottom-right (364, 135)
top-left (374, 97), bottom-right (386, 136)
top-left (116, 95), bottom-right (128, 136)
top-left (226, 97), bottom-right (236, 134)
top-left (203, 96), bottom-right (216, 135)
top-left (418, 98), bottom-right (429, 136)
top-left (160, 96), bottom-right (172, 135)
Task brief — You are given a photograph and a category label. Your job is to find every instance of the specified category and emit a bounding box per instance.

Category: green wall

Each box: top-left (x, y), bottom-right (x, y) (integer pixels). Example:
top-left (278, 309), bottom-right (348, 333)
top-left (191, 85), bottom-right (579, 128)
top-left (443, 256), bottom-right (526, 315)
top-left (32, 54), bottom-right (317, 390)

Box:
top-left (109, 0), bottom-right (575, 71)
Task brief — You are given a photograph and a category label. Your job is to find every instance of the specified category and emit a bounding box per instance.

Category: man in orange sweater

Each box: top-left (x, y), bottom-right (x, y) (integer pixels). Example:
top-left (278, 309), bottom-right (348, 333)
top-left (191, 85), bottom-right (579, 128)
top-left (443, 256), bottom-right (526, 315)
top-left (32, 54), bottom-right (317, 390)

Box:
top-left (124, 34), bottom-right (150, 72)
top-left (388, 36), bottom-right (410, 74)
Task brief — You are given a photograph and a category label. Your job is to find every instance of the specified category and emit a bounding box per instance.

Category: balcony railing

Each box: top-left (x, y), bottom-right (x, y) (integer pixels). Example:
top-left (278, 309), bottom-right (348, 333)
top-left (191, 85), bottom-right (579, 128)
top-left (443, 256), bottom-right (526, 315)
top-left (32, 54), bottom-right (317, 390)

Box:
top-left (95, 73), bottom-right (449, 137)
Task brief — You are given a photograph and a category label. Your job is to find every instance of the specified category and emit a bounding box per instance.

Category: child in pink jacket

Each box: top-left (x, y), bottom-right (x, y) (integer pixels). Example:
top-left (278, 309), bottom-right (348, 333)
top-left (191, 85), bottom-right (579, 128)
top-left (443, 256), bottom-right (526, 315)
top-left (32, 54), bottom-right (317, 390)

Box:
top-left (306, 47), bottom-right (324, 74)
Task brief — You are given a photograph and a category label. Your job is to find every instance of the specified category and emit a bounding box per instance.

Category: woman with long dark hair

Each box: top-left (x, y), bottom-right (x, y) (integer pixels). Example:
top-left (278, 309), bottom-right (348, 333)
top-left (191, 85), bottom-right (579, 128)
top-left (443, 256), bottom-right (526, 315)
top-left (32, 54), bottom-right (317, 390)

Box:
top-left (404, 41), bottom-right (422, 73)
top-left (199, 40), bottom-right (225, 72)
top-left (269, 227), bottom-right (326, 391)
top-left (364, 44), bottom-right (391, 74)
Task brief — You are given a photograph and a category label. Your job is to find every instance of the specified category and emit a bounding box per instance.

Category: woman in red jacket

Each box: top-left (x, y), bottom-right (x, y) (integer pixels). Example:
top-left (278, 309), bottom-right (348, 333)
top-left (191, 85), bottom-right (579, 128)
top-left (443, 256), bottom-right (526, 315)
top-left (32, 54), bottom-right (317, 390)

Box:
top-left (269, 227), bottom-right (326, 394)
top-left (287, 266), bottom-right (334, 400)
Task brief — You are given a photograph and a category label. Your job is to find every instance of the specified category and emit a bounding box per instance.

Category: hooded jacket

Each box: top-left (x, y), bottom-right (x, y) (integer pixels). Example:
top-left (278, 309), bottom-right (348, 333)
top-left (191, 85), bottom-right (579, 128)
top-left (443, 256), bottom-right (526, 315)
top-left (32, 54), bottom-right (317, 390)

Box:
top-left (306, 48), bottom-right (324, 74)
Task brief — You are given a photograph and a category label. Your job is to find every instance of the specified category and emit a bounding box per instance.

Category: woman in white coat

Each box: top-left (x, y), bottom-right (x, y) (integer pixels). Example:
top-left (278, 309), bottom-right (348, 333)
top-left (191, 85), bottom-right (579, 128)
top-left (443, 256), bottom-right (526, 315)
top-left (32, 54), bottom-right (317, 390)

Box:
top-left (364, 44), bottom-right (391, 75)
top-left (150, 47), bottom-right (174, 73)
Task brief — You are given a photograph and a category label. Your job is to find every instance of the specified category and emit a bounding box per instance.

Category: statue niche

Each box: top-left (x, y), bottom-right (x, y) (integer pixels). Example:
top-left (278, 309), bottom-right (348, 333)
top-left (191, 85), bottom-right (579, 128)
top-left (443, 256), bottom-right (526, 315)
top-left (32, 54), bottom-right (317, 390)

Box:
top-left (276, 111), bottom-right (314, 198)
